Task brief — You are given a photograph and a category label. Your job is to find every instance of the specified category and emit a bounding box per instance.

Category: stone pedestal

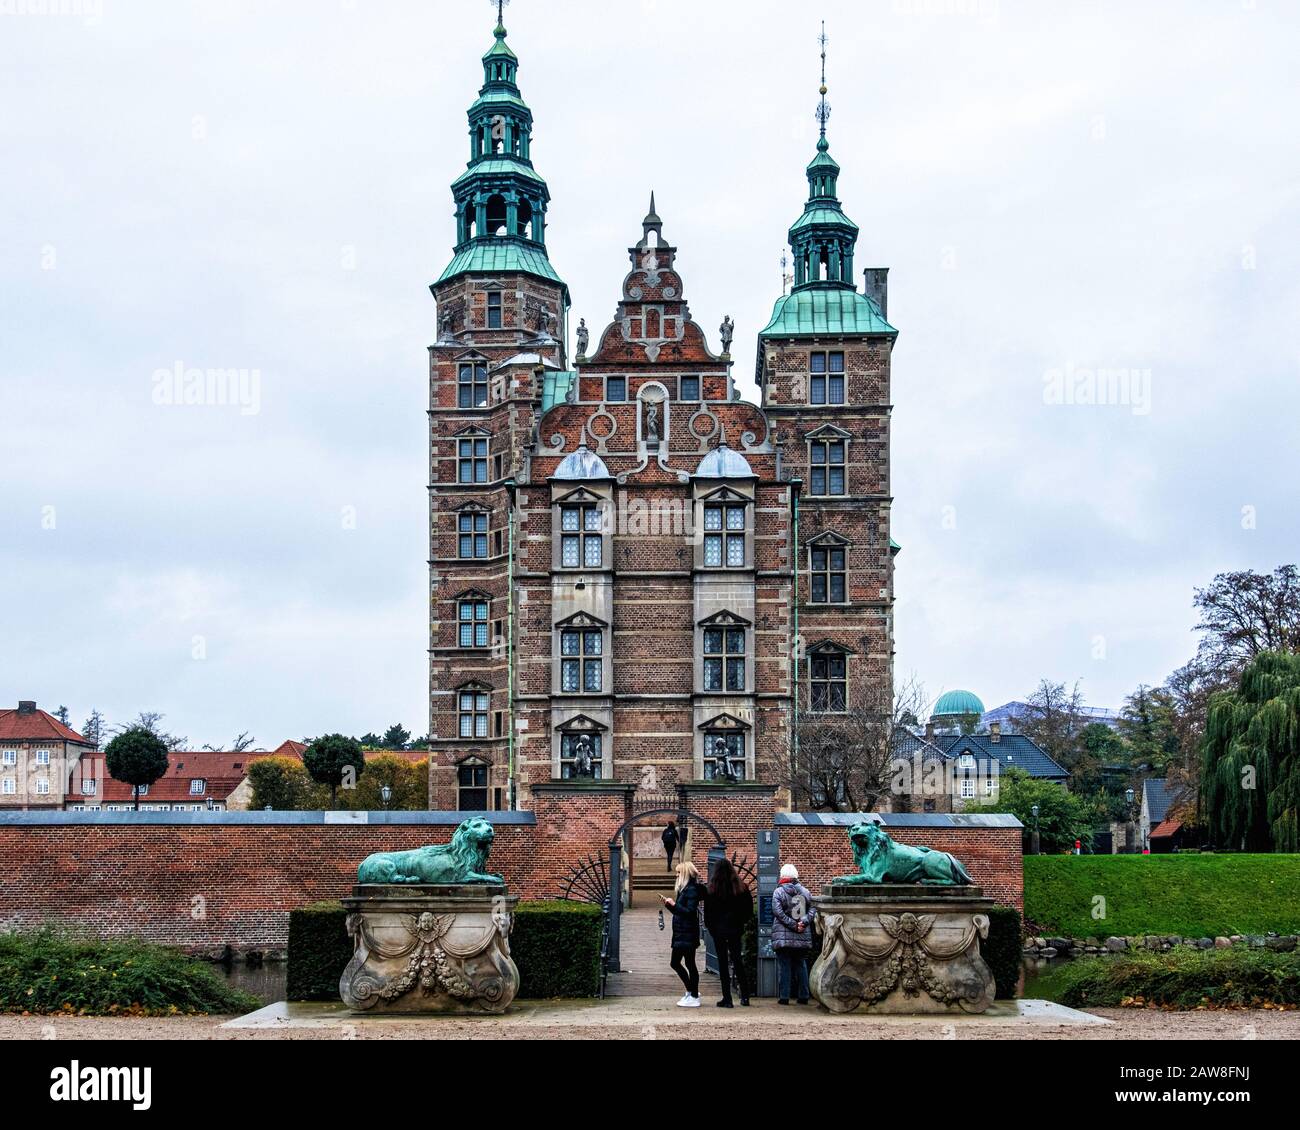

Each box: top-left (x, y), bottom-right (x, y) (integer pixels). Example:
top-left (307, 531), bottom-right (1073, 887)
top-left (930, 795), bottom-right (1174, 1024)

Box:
top-left (339, 884), bottom-right (519, 1014)
top-left (809, 884), bottom-right (996, 1014)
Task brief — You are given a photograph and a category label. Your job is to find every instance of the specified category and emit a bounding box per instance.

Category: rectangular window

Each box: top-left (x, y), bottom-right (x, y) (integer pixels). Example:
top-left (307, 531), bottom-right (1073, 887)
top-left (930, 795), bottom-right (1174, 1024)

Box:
top-left (809, 439), bottom-right (846, 496)
top-left (703, 732), bottom-right (745, 781)
top-left (458, 511), bottom-right (489, 558)
top-left (960, 777), bottom-right (976, 799)
top-left (809, 351), bottom-right (845, 405)
top-left (1, 750), bottom-right (15, 766)
top-left (190, 779), bottom-right (206, 795)
top-left (486, 292), bottom-right (502, 329)
top-left (703, 505), bottom-right (746, 568)
top-left (457, 437), bottom-right (489, 484)
top-left (703, 628), bottom-right (746, 692)
top-left (680, 375), bottom-right (700, 401)
top-left (35, 749), bottom-right (51, 765)
top-left (560, 733), bottom-right (602, 779)
top-left (810, 545), bottom-right (847, 603)
top-left (560, 629), bottom-right (603, 693)
top-left (3, 778), bottom-right (17, 795)
top-left (458, 762), bottom-right (490, 810)
top-left (458, 690), bottom-right (490, 739)
top-left (560, 505), bottom-right (602, 569)
top-left (457, 362), bottom-right (489, 409)
top-left (458, 600), bottom-right (490, 648)
top-left (82, 779), bottom-right (97, 796)
top-left (605, 376), bottom-right (626, 403)
top-left (810, 653), bottom-right (847, 712)
top-left (35, 778), bottom-right (50, 795)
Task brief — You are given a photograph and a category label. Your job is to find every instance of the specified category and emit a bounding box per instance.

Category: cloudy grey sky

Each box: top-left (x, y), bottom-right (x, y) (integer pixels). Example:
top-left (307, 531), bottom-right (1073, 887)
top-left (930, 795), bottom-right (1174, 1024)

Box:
top-left (2, 0), bottom-right (1297, 747)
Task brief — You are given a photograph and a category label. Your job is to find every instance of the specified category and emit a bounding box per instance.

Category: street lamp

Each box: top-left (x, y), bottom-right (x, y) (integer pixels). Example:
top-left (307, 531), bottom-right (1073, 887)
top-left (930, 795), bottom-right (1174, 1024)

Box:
top-left (381, 784), bottom-right (392, 810)
top-left (1030, 804), bottom-right (1041, 856)
top-left (1124, 787), bottom-right (1137, 854)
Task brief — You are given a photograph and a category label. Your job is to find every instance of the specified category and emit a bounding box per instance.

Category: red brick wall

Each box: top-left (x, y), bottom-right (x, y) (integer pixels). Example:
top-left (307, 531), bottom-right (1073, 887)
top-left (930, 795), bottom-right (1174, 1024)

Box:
top-left (777, 824), bottom-right (1023, 910)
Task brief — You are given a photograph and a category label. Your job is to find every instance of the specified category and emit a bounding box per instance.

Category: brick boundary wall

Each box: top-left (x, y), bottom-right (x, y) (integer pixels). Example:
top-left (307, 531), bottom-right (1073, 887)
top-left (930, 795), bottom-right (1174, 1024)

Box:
top-left (0, 796), bottom-right (1021, 952)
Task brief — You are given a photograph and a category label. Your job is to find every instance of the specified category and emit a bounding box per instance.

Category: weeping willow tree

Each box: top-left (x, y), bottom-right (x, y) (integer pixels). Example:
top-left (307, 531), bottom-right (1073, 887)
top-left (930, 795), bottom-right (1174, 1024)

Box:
top-left (1201, 651), bottom-right (1300, 851)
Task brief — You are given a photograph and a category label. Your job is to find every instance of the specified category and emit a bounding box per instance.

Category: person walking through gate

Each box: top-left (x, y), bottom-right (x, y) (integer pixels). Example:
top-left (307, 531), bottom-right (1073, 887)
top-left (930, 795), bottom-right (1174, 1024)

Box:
top-left (661, 861), bottom-right (704, 1007)
top-left (772, 863), bottom-right (816, 1005)
top-left (704, 857), bottom-right (753, 1007)
top-left (661, 820), bottom-right (679, 870)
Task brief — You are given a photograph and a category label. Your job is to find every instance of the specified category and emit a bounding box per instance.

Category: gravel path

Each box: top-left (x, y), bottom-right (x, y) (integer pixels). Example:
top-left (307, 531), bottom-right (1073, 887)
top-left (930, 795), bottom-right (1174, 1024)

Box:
top-left (2, 1004), bottom-right (1296, 1041)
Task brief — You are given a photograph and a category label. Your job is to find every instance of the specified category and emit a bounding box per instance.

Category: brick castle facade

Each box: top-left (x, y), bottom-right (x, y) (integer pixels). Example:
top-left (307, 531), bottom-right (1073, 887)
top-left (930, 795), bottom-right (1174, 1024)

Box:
top-left (428, 18), bottom-right (898, 811)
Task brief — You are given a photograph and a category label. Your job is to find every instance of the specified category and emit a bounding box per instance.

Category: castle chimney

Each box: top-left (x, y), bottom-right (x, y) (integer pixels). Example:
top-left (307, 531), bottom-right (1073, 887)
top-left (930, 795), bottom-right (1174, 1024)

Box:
top-left (17, 700), bottom-right (36, 715)
top-left (924, 720), bottom-right (935, 743)
top-left (863, 267), bottom-right (889, 319)
top-left (989, 721), bottom-right (1001, 743)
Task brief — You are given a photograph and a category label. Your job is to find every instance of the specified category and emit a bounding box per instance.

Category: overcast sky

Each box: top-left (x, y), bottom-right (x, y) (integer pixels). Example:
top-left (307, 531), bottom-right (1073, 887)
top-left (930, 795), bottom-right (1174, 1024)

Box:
top-left (2, 0), bottom-right (1297, 748)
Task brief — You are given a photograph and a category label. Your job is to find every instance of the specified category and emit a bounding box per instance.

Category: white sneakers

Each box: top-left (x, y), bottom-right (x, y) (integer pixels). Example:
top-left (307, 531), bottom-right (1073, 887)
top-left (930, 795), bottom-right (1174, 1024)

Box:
top-left (676, 994), bottom-right (702, 1008)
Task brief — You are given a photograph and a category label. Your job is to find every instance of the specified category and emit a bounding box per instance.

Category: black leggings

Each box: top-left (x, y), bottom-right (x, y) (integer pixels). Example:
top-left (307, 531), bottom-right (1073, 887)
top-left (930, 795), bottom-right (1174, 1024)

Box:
top-left (715, 931), bottom-right (749, 1003)
top-left (670, 946), bottom-right (699, 996)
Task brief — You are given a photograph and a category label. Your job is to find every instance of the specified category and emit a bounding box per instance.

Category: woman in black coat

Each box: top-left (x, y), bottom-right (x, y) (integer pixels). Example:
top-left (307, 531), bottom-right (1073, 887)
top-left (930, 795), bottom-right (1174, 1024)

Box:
top-left (704, 857), bottom-right (753, 1007)
top-left (661, 862), bottom-right (704, 1006)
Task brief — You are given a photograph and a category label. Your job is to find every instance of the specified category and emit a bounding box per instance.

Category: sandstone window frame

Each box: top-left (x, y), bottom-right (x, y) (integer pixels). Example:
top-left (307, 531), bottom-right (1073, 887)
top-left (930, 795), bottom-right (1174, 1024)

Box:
top-left (552, 611), bottom-right (610, 696)
top-left (809, 350), bottom-right (846, 406)
top-left (696, 610), bottom-right (753, 696)
top-left (458, 360), bottom-right (489, 408)
top-left (551, 486), bottom-right (612, 573)
top-left (553, 714), bottom-right (609, 780)
top-left (605, 375), bottom-right (627, 403)
top-left (695, 711), bottom-right (752, 782)
top-left (692, 486), bottom-right (755, 572)
top-left (456, 682), bottom-right (492, 740)
top-left (456, 755), bottom-right (491, 810)
top-left (453, 426), bottom-right (491, 485)
top-left (455, 592), bottom-right (492, 649)
top-left (806, 423), bottom-right (852, 498)
top-left (807, 531), bottom-right (850, 604)
top-left (457, 505), bottom-right (490, 559)
top-left (807, 641), bottom-right (851, 714)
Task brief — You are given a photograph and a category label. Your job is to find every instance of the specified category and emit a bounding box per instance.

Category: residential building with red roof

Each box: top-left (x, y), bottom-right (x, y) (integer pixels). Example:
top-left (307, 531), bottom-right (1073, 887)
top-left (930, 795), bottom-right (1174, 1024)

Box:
top-left (0, 700), bottom-right (96, 811)
top-left (70, 749), bottom-right (256, 812)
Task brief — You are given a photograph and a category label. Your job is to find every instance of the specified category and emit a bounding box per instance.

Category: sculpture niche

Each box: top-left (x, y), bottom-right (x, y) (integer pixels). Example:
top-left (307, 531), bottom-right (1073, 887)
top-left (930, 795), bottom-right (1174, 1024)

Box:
top-left (340, 818), bottom-right (519, 1015)
top-left (809, 821), bottom-right (996, 1015)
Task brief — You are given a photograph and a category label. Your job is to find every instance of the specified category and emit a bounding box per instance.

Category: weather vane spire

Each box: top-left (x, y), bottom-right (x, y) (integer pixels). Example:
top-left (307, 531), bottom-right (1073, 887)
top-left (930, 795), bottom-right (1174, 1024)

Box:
top-left (816, 21), bottom-right (831, 142)
top-left (493, 0), bottom-right (509, 30)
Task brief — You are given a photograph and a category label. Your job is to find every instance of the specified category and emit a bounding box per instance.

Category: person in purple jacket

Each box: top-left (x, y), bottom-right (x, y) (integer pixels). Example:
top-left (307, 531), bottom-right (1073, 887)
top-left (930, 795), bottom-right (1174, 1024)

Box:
top-left (771, 863), bottom-right (816, 1004)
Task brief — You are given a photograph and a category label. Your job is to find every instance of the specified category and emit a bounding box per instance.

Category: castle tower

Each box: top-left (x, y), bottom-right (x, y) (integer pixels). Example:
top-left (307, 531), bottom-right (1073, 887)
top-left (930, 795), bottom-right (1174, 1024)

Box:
top-left (756, 26), bottom-right (899, 772)
top-left (428, 14), bottom-right (571, 810)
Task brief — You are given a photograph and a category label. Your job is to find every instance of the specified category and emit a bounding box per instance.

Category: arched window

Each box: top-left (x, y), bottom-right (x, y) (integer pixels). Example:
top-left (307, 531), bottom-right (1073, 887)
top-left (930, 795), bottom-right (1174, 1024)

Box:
top-left (517, 198), bottom-right (534, 239)
top-left (485, 195), bottom-right (508, 237)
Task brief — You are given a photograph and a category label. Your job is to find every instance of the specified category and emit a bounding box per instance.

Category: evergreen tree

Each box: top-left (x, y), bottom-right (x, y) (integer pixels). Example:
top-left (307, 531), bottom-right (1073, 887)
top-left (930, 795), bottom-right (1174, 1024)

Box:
top-left (302, 734), bottom-right (366, 808)
top-left (81, 710), bottom-right (105, 751)
top-left (103, 727), bottom-right (170, 811)
top-left (381, 723), bottom-right (411, 751)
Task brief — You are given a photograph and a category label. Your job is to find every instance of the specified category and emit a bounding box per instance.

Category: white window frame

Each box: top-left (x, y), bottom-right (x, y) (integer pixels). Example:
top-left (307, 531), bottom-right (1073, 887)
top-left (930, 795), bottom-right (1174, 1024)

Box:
top-left (34, 778), bottom-right (50, 795)
top-left (960, 777), bottom-right (975, 799)
top-left (190, 779), bottom-right (206, 795)
top-left (1, 749), bottom-right (16, 766)
top-left (2, 778), bottom-right (16, 795)
top-left (35, 748), bottom-right (51, 765)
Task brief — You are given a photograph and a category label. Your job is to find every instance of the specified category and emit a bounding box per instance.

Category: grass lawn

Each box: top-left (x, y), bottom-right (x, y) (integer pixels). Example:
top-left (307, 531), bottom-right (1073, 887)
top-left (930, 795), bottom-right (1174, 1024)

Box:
top-left (1025, 854), bottom-right (1300, 938)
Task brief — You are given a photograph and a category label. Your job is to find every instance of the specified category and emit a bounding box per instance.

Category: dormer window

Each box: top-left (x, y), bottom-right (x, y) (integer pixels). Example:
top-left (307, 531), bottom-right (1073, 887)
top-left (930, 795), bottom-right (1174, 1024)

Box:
top-left (190, 779), bottom-right (206, 795)
top-left (458, 361), bottom-right (488, 408)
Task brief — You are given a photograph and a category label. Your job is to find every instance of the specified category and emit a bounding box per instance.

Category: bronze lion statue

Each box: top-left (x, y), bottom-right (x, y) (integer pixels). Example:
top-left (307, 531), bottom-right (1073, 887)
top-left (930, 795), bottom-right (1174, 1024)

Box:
top-left (832, 821), bottom-right (974, 886)
top-left (357, 817), bottom-right (502, 885)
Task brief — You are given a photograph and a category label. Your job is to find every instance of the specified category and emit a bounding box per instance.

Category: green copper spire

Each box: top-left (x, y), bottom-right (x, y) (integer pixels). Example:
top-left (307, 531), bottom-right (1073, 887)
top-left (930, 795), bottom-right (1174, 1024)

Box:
top-left (759, 24), bottom-right (896, 343)
top-left (435, 7), bottom-right (567, 294)
top-left (788, 23), bottom-right (857, 291)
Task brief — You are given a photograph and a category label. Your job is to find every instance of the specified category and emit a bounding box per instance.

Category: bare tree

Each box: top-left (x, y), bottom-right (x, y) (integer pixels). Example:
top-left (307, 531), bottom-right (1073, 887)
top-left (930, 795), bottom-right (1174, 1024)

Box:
top-left (111, 711), bottom-right (188, 753)
top-left (201, 732), bottom-right (260, 753)
top-left (783, 676), bottom-right (927, 813)
top-left (1193, 564), bottom-right (1300, 673)
top-left (1018, 679), bottom-right (1085, 768)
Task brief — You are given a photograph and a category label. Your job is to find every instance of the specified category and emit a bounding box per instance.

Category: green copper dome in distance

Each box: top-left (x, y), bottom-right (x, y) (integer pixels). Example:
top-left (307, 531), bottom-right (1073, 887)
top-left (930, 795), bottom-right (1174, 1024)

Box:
top-left (932, 690), bottom-right (986, 718)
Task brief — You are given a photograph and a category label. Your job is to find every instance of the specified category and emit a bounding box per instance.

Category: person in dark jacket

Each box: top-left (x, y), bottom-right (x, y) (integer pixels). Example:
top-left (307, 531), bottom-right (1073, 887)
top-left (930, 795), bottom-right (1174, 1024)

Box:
top-left (772, 863), bottom-right (816, 1004)
top-left (704, 857), bottom-right (753, 1007)
top-left (661, 861), bottom-right (704, 1006)
top-left (661, 821), bottom-right (679, 871)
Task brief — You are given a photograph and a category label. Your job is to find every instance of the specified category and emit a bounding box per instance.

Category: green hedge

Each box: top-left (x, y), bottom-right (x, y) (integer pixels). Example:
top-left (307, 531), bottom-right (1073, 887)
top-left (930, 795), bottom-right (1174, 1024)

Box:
top-left (285, 898), bottom-right (604, 1002)
top-left (513, 901), bottom-right (603, 999)
top-left (0, 929), bottom-right (259, 1016)
top-left (286, 901), bottom-right (352, 1002)
top-left (1026, 854), bottom-right (1300, 938)
top-left (980, 905), bottom-right (1023, 1000)
top-left (1035, 948), bottom-right (1300, 1009)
